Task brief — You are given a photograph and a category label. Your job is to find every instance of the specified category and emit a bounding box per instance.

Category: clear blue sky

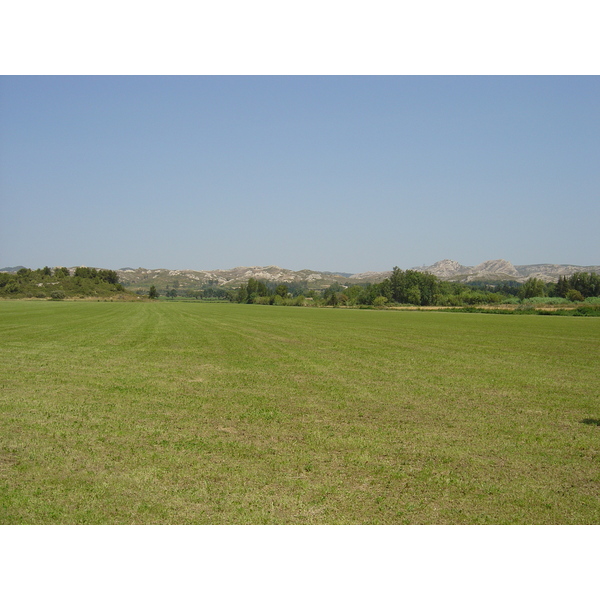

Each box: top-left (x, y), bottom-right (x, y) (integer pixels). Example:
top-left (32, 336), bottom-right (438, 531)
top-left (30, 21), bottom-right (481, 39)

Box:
top-left (1, 76), bottom-right (598, 272)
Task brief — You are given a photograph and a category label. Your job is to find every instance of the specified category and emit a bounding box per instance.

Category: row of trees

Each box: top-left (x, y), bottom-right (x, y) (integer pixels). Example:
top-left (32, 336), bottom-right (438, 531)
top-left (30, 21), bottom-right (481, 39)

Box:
top-left (555, 273), bottom-right (600, 299)
top-left (147, 285), bottom-right (233, 300)
top-left (516, 273), bottom-right (600, 300)
top-left (229, 268), bottom-right (600, 308)
top-left (236, 279), bottom-right (292, 304)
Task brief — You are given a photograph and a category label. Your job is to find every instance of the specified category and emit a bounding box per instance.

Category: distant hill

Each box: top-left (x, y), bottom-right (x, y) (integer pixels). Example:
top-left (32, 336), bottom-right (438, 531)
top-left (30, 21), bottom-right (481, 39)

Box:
top-left (115, 260), bottom-right (600, 291)
top-left (116, 265), bottom-right (371, 291)
top-left (3, 261), bottom-right (599, 291)
top-left (412, 259), bottom-right (600, 283)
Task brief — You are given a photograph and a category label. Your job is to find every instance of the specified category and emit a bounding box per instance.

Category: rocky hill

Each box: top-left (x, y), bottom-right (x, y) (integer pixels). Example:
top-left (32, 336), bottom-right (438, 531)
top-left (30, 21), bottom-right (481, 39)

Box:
top-left (412, 259), bottom-right (600, 283)
top-left (115, 260), bottom-right (600, 290)
top-left (115, 265), bottom-right (376, 291)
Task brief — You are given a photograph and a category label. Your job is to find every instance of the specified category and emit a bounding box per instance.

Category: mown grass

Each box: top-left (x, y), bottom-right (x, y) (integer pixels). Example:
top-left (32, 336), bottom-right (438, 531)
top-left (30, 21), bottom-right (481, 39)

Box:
top-left (1, 301), bottom-right (599, 524)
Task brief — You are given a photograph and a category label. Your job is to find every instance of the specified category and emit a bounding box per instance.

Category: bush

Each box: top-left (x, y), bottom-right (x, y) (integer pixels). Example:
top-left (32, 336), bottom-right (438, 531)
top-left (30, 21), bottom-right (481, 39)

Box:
top-left (521, 296), bottom-right (571, 305)
top-left (572, 306), bottom-right (600, 316)
top-left (373, 296), bottom-right (388, 307)
top-left (50, 290), bottom-right (66, 300)
top-left (566, 289), bottom-right (584, 302)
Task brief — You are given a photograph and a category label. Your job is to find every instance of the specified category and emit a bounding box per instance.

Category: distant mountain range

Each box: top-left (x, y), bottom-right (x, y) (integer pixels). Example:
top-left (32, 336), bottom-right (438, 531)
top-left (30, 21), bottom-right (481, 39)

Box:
top-left (3, 260), bottom-right (599, 290)
top-left (116, 265), bottom-right (359, 290)
top-left (411, 259), bottom-right (600, 283)
top-left (115, 260), bottom-right (600, 290)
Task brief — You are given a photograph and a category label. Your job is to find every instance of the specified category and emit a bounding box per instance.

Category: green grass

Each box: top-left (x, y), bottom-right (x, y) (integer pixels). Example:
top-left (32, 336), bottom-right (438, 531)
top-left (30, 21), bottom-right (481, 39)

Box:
top-left (1, 301), bottom-right (599, 524)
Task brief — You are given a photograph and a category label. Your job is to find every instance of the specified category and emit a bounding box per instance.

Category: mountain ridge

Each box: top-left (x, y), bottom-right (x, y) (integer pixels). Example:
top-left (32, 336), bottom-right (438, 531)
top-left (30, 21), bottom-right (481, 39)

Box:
top-left (3, 260), bottom-right (599, 290)
top-left (412, 259), bottom-right (600, 283)
top-left (114, 260), bottom-right (600, 290)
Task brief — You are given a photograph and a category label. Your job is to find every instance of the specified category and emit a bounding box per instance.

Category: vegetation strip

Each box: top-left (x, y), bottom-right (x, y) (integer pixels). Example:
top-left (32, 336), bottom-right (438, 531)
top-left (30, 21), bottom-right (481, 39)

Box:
top-left (2, 267), bottom-right (599, 315)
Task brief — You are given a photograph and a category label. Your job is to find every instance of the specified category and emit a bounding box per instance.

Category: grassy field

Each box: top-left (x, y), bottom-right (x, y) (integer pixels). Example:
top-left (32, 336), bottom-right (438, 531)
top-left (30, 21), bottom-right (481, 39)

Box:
top-left (1, 301), bottom-right (599, 524)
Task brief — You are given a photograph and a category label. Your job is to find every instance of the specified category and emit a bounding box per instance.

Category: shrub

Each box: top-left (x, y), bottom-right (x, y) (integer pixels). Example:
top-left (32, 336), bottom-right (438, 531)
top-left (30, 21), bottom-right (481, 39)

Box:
top-left (566, 289), bottom-right (584, 302)
top-left (521, 296), bottom-right (570, 305)
top-left (486, 293), bottom-right (505, 304)
top-left (50, 290), bottom-right (66, 300)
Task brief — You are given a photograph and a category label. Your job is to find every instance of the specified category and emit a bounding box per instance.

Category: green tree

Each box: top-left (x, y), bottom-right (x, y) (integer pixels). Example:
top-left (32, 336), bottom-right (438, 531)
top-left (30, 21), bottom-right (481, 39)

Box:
top-left (275, 284), bottom-right (289, 298)
top-left (54, 267), bottom-right (70, 278)
top-left (247, 278), bottom-right (258, 295)
top-left (518, 277), bottom-right (546, 299)
top-left (555, 276), bottom-right (570, 298)
top-left (566, 289), bottom-right (584, 302)
top-left (98, 269), bottom-right (119, 285)
top-left (149, 285), bottom-right (158, 299)
top-left (256, 280), bottom-right (269, 296)
top-left (17, 268), bottom-right (32, 281)
top-left (567, 272), bottom-right (600, 298)
top-left (407, 286), bottom-right (421, 305)
top-left (237, 285), bottom-right (248, 303)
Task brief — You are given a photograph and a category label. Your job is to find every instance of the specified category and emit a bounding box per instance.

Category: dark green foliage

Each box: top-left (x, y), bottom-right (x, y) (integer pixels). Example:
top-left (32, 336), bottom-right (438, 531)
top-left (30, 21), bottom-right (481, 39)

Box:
top-left (554, 272), bottom-right (600, 299)
top-left (555, 276), bottom-right (570, 298)
top-left (464, 280), bottom-right (521, 297)
top-left (566, 289), bottom-right (584, 302)
top-left (98, 269), bottom-right (120, 285)
top-left (275, 284), bottom-right (289, 298)
top-left (323, 287), bottom-right (339, 306)
top-left (386, 267), bottom-right (440, 305)
top-left (74, 266), bottom-right (97, 279)
top-left (148, 285), bottom-right (158, 300)
top-left (246, 278), bottom-right (258, 296)
top-left (236, 285), bottom-right (248, 303)
top-left (54, 267), bottom-right (70, 278)
top-left (0, 266), bottom-right (127, 299)
top-left (518, 277), bottom-right (547, 300)
top-left (256, 280), bottom-right (269, 296)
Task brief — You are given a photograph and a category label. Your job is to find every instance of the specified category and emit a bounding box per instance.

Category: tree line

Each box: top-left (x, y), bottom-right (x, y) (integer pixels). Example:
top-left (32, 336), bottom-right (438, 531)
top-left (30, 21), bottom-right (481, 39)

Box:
top-left (227, 268), bottom-right (600, 307)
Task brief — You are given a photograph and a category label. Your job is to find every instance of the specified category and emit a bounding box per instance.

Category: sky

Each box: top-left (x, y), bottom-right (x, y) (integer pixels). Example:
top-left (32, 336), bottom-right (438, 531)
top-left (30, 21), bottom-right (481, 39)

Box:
top-left (1, 75), bottom-right (599, 273)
